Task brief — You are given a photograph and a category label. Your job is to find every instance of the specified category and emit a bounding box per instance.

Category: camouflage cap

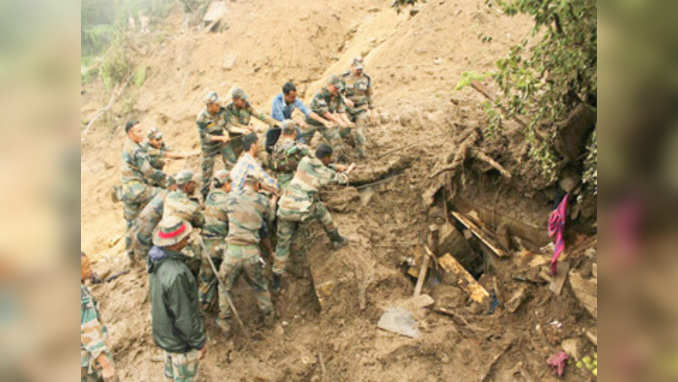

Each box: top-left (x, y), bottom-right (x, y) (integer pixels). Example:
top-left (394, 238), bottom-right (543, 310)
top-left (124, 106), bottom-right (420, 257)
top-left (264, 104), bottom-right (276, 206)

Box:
top-left (213, 169), bottom-right (231, 185)
top-left (327, 75), bottom-right (344, 91)
top-left (351, 56), bottom-right (364, 70)
top-left (147, 127), bottom-right (163, 140)
top-left (174, 169), bottom-right (196, 185)
top-left (231, 87), bottom-right (248, 100)
top-left (281, 119), bottom-right (298, 134)
top-left (205, 91), bottom-right (220, 105)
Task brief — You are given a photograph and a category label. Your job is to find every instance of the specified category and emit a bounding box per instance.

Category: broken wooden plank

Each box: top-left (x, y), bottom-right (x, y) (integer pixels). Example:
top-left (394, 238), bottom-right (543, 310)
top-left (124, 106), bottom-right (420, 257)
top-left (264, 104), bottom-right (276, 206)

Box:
top-left (585, 329), bottom-right (598, 346)
top-left (451, 211), bottom-right (506, 257)
top-left (506, 284), bottom-right (527, 313)
top-left (569, 270), bottom-right (597, 319)
top-left (549, 261), bottom-right (570, 295)
top-left (438, 253), bottom-right (490, 306)
top-left (413, 248), bottom-right (432, 297)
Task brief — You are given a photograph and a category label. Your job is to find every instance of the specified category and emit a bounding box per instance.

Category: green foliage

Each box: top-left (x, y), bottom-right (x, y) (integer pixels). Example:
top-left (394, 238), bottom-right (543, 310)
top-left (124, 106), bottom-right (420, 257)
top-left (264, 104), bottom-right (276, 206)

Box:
top-left (455, 71), bottom-right (491, 91)
top-left (488, 0), bottom-right (597, 186)
top-left (99, 31), bottom-right (133, 89)
top-left (133, 66), bottom-right (148, 87)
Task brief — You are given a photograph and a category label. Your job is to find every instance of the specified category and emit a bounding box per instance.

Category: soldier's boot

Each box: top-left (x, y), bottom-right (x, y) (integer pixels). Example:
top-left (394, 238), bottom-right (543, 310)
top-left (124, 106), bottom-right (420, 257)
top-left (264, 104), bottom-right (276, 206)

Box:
top-left (215, 317), bottom-right (231, 336)
top-left (328, 230), bottom-right (348, 250)
top-left (271, 272), bottom-right (282, 294)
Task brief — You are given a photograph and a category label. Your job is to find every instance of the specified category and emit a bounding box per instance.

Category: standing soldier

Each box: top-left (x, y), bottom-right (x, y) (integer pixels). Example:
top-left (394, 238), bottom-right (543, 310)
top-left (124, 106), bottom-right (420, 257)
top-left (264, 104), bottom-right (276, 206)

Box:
top-left (148, 218), bottom-right (207, 382)
top-left (225, 87), bottom-right (280, 133)
top-left (272, 144), bottom-right (352, 292)
top-left (121, 120), bottom-right (173, 263)
top-left (303, 75), bottom-right (354, 156)
top-left (341, 57), bottom-right (376, 158)
top-left (199, 170), bottom-right (231, 312)
top-left (270, 120), bottom-right (311, 192)
top-left (216, 174), bottom-right (275, 335)
top-left (81, 252), bottom-right (118, 382)
top-left (196, 91), bottom-right (231, 201)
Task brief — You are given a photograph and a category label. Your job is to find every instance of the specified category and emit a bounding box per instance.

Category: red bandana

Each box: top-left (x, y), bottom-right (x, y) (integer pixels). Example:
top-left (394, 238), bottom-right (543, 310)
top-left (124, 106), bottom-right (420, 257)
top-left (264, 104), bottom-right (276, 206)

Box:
top-left (158, 223), bottom-right (186, 239)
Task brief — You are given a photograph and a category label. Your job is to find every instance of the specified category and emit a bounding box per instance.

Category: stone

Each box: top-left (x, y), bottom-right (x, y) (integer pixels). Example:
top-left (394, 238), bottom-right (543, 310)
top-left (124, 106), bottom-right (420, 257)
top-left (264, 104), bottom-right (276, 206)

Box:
top-left (223, 53), bottom-right (237, 70)
top-left (506, 285), bottom-right (527, 313)
top-left (377, 307), bottom-right (420, 338)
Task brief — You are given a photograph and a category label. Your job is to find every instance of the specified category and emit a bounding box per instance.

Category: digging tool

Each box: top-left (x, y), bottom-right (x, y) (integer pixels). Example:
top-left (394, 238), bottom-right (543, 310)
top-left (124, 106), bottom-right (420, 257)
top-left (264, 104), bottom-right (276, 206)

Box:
top-left (196, 236), bottom-right (249, 337)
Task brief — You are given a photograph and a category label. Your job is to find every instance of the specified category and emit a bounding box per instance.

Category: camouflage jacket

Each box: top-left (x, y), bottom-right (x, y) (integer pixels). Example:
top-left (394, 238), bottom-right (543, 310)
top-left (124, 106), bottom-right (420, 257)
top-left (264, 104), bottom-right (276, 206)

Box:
top-left (309, 87), bottom-right (345, 117)
top-left (225, 189), bottom-right (272, 246)
top-left (270, 138), bottom-right (311, 175)
top-left (81, 284), bottom-right (113, 372)
top-left (341, 71), bottom-right (373, 111)
top-left (135, 190), bottom-right (167, 241)
top-left (162, 189), bottom-right (204, 227)
top-left (202, 189), bottom-right (229, 238)
top-left (277, 156), bottom-right (348, 218)
top-left (196, 106), bottom-right (228, 156)
top-left (121, 137), bottom-right (170, 186)
top-left (224, 102), bottom-right (277, 131)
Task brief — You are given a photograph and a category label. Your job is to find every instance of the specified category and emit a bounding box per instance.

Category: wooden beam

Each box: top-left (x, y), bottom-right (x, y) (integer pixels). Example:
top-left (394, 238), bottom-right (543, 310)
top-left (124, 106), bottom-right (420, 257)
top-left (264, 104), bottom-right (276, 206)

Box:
top-left (413, 248), bottom-right (431, 297)
top-left (438, 253), bottom-right (490, 305)
top-left (451, 211), bottom-right (506, 257)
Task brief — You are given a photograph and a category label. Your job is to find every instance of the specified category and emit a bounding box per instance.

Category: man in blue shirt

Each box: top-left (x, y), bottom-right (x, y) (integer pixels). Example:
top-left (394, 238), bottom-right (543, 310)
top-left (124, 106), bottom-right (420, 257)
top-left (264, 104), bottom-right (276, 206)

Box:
top-left (270, 82), bottom-right (331, 144)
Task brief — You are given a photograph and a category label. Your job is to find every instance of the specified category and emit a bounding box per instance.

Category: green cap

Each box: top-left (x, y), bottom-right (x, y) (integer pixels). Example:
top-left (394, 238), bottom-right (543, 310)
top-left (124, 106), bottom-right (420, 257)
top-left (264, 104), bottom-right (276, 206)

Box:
top-left (147, 127), bottom-right (163, 140)
top-left (213, 170), bottom-right (231, 185)
top-left (174, 169), bottom-right (195, 185)
top-left (327, 75), bottom-right (344, 90)
top-left (205, 91), bottom-right (220, 105)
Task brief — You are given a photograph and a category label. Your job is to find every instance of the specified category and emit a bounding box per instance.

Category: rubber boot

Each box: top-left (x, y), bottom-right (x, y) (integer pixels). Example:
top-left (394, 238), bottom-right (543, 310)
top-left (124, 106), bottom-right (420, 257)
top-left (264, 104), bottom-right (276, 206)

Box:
top-left (328, 229), bottom-right (348, 250)
top-left (271, 273), bottom-right (282, 293)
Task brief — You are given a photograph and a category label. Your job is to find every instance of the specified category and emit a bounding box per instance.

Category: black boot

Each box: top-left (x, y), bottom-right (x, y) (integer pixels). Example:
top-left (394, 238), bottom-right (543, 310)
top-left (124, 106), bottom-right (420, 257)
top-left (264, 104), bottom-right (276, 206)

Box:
top-left (271, 273), bottom-right (282, 293)
top-left (328, 230), bottom-right (348, 250)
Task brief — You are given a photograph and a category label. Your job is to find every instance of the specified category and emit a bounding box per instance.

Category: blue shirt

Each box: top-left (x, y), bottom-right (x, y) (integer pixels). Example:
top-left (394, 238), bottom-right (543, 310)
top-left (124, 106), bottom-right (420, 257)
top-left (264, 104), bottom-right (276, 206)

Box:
top-left (271, 93), bottom-right (311, 121)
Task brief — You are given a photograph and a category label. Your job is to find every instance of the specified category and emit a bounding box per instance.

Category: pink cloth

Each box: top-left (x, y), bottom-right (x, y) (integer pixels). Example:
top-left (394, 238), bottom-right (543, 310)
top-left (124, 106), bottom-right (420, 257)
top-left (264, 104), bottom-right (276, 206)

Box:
top-left (547, 351), bottom-right (569, 376)
top-left (548, 193), bottom-right (569, 276)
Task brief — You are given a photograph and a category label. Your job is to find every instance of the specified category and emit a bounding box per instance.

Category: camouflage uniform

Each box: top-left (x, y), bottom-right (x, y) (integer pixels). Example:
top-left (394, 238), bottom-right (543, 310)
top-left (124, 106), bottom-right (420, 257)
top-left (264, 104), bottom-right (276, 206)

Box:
top-left (270, 138), bottom-right (311, 191)
top-left (121, 137), bottom-right (171, 259)
top-left (162, 188), bottom-right (205, 273)
top-left (196, 106), bottom-right (230, 199)
top-left (81, 284), bottom-right (117, 382)
top-left (131, 190), bottom-right (167, 261)
top-left (273, 156), bottom-right (348, 275)
top-left (303, 87), bottom-right (345, 150)
top-left (341, 71), bottom-right (372, 155)
top-left (218, 188), bottom-right (274, 320)
top-left (163, 350), bottom-right (200, 382)
top-left (199, 188), bottom-right (229, 312)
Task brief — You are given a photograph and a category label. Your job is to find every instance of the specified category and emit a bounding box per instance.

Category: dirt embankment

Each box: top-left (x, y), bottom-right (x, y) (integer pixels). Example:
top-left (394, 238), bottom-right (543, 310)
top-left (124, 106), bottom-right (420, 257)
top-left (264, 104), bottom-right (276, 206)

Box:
top-left (81, 0), bottom-right (596, 380)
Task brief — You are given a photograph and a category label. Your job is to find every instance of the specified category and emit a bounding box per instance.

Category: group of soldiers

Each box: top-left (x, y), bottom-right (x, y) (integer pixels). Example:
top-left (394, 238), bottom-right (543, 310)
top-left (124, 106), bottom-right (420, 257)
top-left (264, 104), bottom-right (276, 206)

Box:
top-left (82, 57), bottom-right (375, 381)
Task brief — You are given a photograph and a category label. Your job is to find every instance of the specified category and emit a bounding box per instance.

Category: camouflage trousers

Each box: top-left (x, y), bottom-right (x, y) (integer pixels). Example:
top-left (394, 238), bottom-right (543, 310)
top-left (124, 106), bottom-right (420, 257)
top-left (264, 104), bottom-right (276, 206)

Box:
top-left (342, 109), bottom-right (368, 155)
top-left (273, 201), bottom-right (336, 275)
top-left (81, 350), bottom-right (117, 382)
top-left (302, 119), bottom-right (345, 153)
top-left (132, 209), bottom-right (163, 261)
top-left (198, 236), bottom-right (225, 312)
top-left (121, 181), bottom-right (161, 258)
top-left (200, 141), bottom-right (242, 199)
top-left (163, 349), bottom-right (200, 382)
top-left (218, 243), bottom-right (273, 319)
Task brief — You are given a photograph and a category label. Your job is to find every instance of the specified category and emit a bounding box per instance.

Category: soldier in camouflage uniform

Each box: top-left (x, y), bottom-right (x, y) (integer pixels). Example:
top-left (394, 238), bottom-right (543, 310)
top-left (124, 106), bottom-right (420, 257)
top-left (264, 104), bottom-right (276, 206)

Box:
top-left (196, 91), bottom-right (232, 201)
top-left (145, 127), bottom-right (169, 173)
top-left (198, 170), bottom-right (231, 312)
top-left (270, 120), bottom-right (312, 192)
top-left (120, 120), bottom-right (173, 263)
top-left (81, 252), bottom-right (118, 382)
top-left (272, 144), bottom-right (350, 292)
top-left (303, 75), bottom-right (354, 158)
top-left (340, 57), bottom-right (375, 158)
top-left (131, 188), bottom-right (168, 262)
top-left (216, 174), bottom-right (275, 334)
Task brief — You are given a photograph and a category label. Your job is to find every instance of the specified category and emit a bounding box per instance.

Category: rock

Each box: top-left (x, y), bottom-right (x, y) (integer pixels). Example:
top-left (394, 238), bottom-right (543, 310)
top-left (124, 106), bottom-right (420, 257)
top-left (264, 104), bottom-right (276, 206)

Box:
top-left (561, 338), bottom-right (583, 361)
top-left (568, 270), bottom-right (597, 319)
top-left (379, 111), bottom-right (391, 124)
top-left (223, 53), bottom-right (237, 70)
top-left (377, 307), bottom-right (420, 338)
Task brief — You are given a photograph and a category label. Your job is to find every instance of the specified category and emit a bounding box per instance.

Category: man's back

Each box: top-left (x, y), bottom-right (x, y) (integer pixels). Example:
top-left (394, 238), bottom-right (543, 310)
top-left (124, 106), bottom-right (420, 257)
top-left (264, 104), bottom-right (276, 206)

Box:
top-left (225, 189), bottom-right (270, 245)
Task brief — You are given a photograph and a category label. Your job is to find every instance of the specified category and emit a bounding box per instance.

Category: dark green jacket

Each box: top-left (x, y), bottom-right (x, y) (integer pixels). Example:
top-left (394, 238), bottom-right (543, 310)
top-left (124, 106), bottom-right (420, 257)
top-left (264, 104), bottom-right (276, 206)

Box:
top-left (148, 246), bottom-right (206, 353)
